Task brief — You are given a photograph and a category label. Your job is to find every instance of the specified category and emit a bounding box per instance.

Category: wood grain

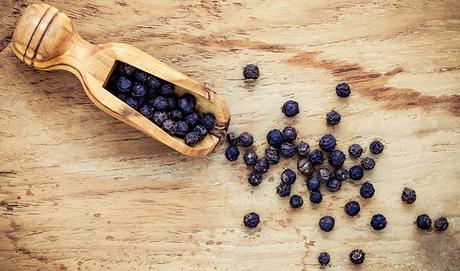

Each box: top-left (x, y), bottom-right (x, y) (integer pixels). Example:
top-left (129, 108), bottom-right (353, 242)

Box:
top-left (1, 0), bottom-right (459, 270)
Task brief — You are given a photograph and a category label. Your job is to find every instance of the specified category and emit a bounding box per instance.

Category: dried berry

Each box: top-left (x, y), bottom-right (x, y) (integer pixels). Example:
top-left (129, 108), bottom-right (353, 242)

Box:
top-left (184, 112), bottom-right (200, 127)
top-left (306, 176), bottom-right (320, 191)
top-left (124, 97), bottom-right (138, 109)
top-left (152, 111), bottom-right (168, 125)
top-left (319, 216), bottom-right (335, 232)
top-left (201, 113), bottom-right (217, 131)
top-left (370, 140), bottom-right (384, 154)
top-left (184, 132), bottom-right (200, 146)
top-left (165, 96), bottom-right (177, 110)
top-left (296, 140), bottom-right (310, 157)
top-left (175, 121), bottom-right (189, 137)
top-left (168, 109), bottom-right (183, 120)
top-left (152, 96), bottom-right (168, 111)
top-left (290, 195), bottom-right (304, 208)
top-left (319, 134), bottom-right (336, 152)
top-left (349, 165), bottom-right (364, 180)
top-left (134, 70), bottom-right (148, 82)
top-left (348, 144), bottom-right (363, 158)
top-left (336, 82), bottom-right (351, 98)
top-left (280, 142), bottom-right (296, 158)
top-left (139, 105), bottom-right (153, 118)
top-left (326, 110), bottom-right (341, 125)
top-left (360, 182), bottom-right (375, 199)
top-left (239, 132), bottom-right (254, 147)
top-left (328, 150), bottom-right (346, 167)
top-left (146, 76), bottom-right (161, 90)
top-left (370, 214), bottom-right (387, 230)
top-left (243, 64), bottom-right (260, 80)
top-left (160, 84), bottom-right (174, 96)
top-left (276, 183), bottom-right (291, 197)
top-left (225, 146), bottom-right (240, 161)
top-left (192, 125), bottom-right (208, 139)
top-left (162, 119), bottom-right (177, 135)
top-left (349, 249), bottom-right (365, 264)
top-left (282, 126), bottom-right (297, 141)
top-left (248, 171), bottom-right (263, 186)
top-left (434, 217), bottom-right (449, 231)
top-left (266, 129), bottom-right (284, 148)
top-left (318, 252), bottom-right (330, 266)
top-left (243, 212), bottom-right (260, 228)
top-left (401, 187), bottom-right (416, 204)
top-left (119, 63), bottom-right (135, 76)
top-left (310, 191), bottom-right (322, 204)
top-left (281, 100), bottom-right (300, 117)
top-left (326, 178), bottom-right (341, 192)
top-left (335, 168), bottom-right (349, 182)
top-left (361, 157), bottom-right (375, 170)
top-left (281, 169), bottom-right (297, 185)
top-left (265, 146), bottom-right (280, 164)
top-left (243, 151), bottom-right (258, 166)
top-left (309, 149), bottom-right (324, 166)
top-left (255, 159), bottom-right (270, 174)
top-left (226, 132), bottom-right (239, 146)
top-left (298, 158), bottom-right (314, 176)
top-left (344, 201), bottom-right (360, 216)
top-left (318, 168), bottom-right (332, 182)
top-left (416, 214), bottom-right (432, 230)
top-left (132, 83), bottom-right (146, 97)
top-left (178, 94), bottom-right (196, 114)
top-left (117, 77), bottom-right (132, 92)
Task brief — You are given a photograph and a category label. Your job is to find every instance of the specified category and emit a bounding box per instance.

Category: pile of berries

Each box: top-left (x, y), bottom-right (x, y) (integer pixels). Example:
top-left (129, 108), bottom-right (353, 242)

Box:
top-left (105, 61), bottom-right (216, 146)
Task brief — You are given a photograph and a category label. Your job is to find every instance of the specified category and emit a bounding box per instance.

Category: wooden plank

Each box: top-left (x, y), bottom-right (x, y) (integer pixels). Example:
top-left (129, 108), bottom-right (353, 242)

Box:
top-left (1, 0), bottom-right (459, 270)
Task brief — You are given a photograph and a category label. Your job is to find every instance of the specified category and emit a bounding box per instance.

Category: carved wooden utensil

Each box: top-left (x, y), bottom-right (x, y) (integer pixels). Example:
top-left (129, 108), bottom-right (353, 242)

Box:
top-left (11, 3), bottom-right (230, 157)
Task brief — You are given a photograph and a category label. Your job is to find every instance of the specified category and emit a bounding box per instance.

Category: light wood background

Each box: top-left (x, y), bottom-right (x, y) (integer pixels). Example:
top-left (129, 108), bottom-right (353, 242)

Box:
top-left (1, 0), bottom-right (459, 270)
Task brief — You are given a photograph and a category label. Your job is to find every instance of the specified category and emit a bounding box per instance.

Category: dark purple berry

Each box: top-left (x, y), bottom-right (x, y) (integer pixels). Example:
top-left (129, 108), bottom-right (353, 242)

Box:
top-left (319, 216), bottom-right (335, 232)
top-left (335, 168), bottom-right (349, 182)
top-left (361, 157), bottom-right (375, 170)
top-left (319, 134), bottom-right (336, 152)
top-left (290, 195), bottom-right (303, 208)
top-left (318, 252), bottom-right (330, 266)
top-left (119, 63), bottom-right (135, 76)
top-left (416, 214), bottom-right (432, 230)
top-left (226, 132), bottom-right (239, 146)
top-left (344, 201), bottom-right (360, 216)
top-left (349, 165), bottom-right (364, 180)
top-left (248, 171), bottom-right (263, 186)
top-left (225, 146), bottom-right (240, 161)
top-left (178, 94), bottom-right (196, 114)
top-left (348, 144), bottom-right (363, 158)
top-left (280, 142), bottom-right (296, 158)
top-left (255, 159), bottom-right (269, 174)
top-left (184, 132), bottom-right (200, 146)
top-left (309, 149), bottom-right (324, 166)
top-left (336, 82), bottom-right (351, 98)
top-left (243, 212), bottom-right (260, 228)
top-left (124, 97), bottom-right (138, 109)
top-left (370, 140), bottom-right (384, 154)
top-left (165, 96), bottom-right (177, 110)
top-left (306, 176), bottom-right (320, 191)
top-left (326, 178), bottom-right (341, 192)
top-left (276, 183), bottom-right (291, 197)
top-left (152, 111), bottom-right (168, 125)
top-left (168, 109), bottom-right (183, 120)
top-left (282, 126), bottom-right (297, 141)
top-left (152, 96), bottom-right (168, 111)
top-left (117, 77), bottom-right (132, 92)
top-left (243, 151), bottom-right (258, 166)
top-left (265, 146), bottom-right (280, 165)
top-left (184, 112), bottom-right (200, 127)
top-left (201, 113), bottom-right (217, 131)
top-left (175, 121), bottom-right (189, 137)
top-left (360, 182), bottom-right (375, 199)
top-left (326, 110), bottom-right (341, 125)
top-left (281, 169), bottom-right (296, 185)
top-left (243, 64), bottom-right (260, 80)
top-left (370, 214), bottom-right (387, 230)
top-left (134, 70), bottom-right (148, 82)
top-left (160, 84), bottom-right (174, 96)
top-left (266, 129), bottom-right (284, 148)
top-left (192, 125), bottom-right (207, 139)
top-left (296, 140), bottom-right (310, 157)
top-left (401, 187), bottom-right (416, 204)
top-left (298, 158), bottom-right (314, 176)
top-left (239, 132), bottom-right (254, 147)
top-left (434, 217), bottom-right (448, 231)
top-left (328, 150), bottom-right (346, 167)
top-left (139, 105), bottom-right (153, 118)
top-left (146, 76), bottom-right (161, 90)
top-left (281, 100), bottom-right (300, 117)
top-left (162, 119), bottom-right (177, 135)
top-left (310, 191), bottom-right (322, 204)
top-left (132, 83), bottom-right (146, 97)
top-left (318, 168), bottom-right (331, 182)
top-left (349, 249), bottom-right (365, 264)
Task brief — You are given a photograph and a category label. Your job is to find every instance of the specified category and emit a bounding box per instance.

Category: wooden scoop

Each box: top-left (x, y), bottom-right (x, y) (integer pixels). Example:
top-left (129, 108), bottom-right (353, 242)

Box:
top-left (11, 3), bottom-right (230, 157)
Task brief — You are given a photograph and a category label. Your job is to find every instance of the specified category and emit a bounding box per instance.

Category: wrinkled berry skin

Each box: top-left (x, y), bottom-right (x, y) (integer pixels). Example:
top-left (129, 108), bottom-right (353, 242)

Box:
top-left (345, 201), bottom-right (360, 216)
top-left (239, 132), bottom-right (254, 147)
top-left (310, 191), bottom-right (322, 204)
top-left (226, 132), bottom-right (239, 146)
top-left (282, 126), bottom-right (297, 141)
top-left (361, 157), bottom-right (375, 170)
top-left (152, 111), bottom-right (168, 125)
top-left (125, 97), bottom-right (139, 109)
top-left (309, 150), bottom-right (324, 166)
top-left (281, 169), bottom-right (297, 185)
top-left (328, 150), bottom-right (346, 167)
top-left (326, 110), bottom-right (341, 126)
top-left (401, 187), bottom-right (416, 204)
top-left (296, 141), bottom-right (310, 157)
top-left (319, 216), bottom-right (335, 232)
top-left (360, 182), bottom-right (375, 199)
top-left (290, 195), bottom-right (304, 208)
top-left (162, 119), bottom-right (177, 135)
top-left (243, 212), bottom-right (260, 228)
top-left (243, 64), bottom-right (260, 80)
top-left (119, 63), bottom-right (135, 76)
top-left (132, 83), bottom-right (146, 97)
top-left (146, 76), bottom-right (160, 90)
top-left (348, 144), bottom-right (363, 158)
top-left (201, 113), bottom-right (216, 131)
top-left (416, 214), bottom-right (432, 230)
top-left (178, 94), bottom-right (196, 114)
top-left (266, 129), bottom-right (284, 148)
top-left (152, 96), bottom-right (168, 111)
top-left (370, 140), bottom-right (384, 154)
top-left (318, 252), bottom-right (330, 266)
top-left (335, 168), bottom-right (349, 182)
top-left (434, 217), bottom-right (449, 231)
top-left (318, 168), bottom-right (331, 182)
top-left (117, 77), bottom-right (132, 92)
top-left (349, 165), bottom-right (364, 180)
top-left (184, 132), bottom-right (200, 146)
top-left (319, 134), bottom-right (336, 152)
top-left (134, 71), bottom-right (148, 82)
top-left (139, 105), bottom-right (153, 118)
top-left (336, 82), bottom-right (351, 98)
top-left (298, 158), bottom-right (314, 176)
top-left (370, 214), bottom-right (387, 230)
top-left (168, 109), bottom-right (183, 120)
top-left (248, 171), bottom-right (263, 186)
top-left (225, 146), bottom-right (240, 161)
top-left (280, 142), bottom-right (296, 158)
top-left (265, 146), bottom-right (280, 164)
top-left (255, 159), bottom-right (270, 174)
top-left (243, 151), bottom-right (258, 166)
top-left (326, 178), bottom-right (342, 192)
top-left (184, 112), bottom-right (200, 127)
top-left (306, 176), bottom-right (320, 191)
top-left (277, 183), bottom-right (291, 197)
top-left (281, 100), bottom-right (300, 117)
top-left (175, 121), bottom-right (189, 137)
top-left (349, 249), bottom-right (365, 264)
top-left (193, 125), bottom-right (208, 139)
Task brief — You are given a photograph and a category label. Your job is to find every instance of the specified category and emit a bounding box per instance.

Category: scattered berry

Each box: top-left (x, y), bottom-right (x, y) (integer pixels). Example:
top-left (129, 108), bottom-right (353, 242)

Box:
top-left (243, 151), bottom-right (258, 166)
top-left (370, 140), bottom-right (384, 154)
top-left (318, 168), bottom-right (332, 182)
top-left (243, 212), bottom-right (260, 228)
top-left (336, 83), bottom-right (351, 98)
top-left (248, 171), bottom-right (263, 186)
top-left (255, 159), bottom-right (270, 174)
top-left (318, 252), bottom-right (330, 266)
top-left (239, 132), bottom-right (254, 147)
top-left (401, 187), bottom-right (416, 204)
top-left (319, 134), bottom-right (336, 152)
top-left (349, 165), bottom-right (364, 180)
top-left (225, 146), bottom-right (240, 161)
top-left (282, 126), bottom-right (297, 141)
top-left (361, 157), bottom-right (375, 170)
top-left (266, 129), bottom-right (285, 148)
top-left (416, 214), bottom-right (432, 230)
top-left (265, 146), bottom-right (280, 165)
top-left (310, 191), bottom-right (323, 204)
top-left (226, 132), bottom-right (239, 146)
top-left (344, 201), bottom-right (360, 216)
top-left (328, 150), bottom-right (346, 167)
top-left (349, 249), bottom-right (365, 264)
top-left (280, 142), bottom-right (296, 158)
top-left (348, 144), bottom-right (363, 158)
top-left (281, 100), bottom-right (300, 117)
top-left (326, 178), bottom-right (342, 192)
top-left (276, 183), bottom-right (291, 197)
top-left (309, 149), bottom-right (324, 166)
top-left (335, 168), bottom-right (349, 182)
top-left (434, 217), bottom-right (449, 231)
top-left (306, 176), bottom-right (321, 191)
top-left (281, 169), bottom-right (297, 185)
top-left (298, 158), bottom-right (314, 176)
top-left (296, 140), bottom-right (310, 157)
top-left (290, 195), bottom-right (304, 208)
top-left (326, 110), bottom-right (341, 125)
top-left (243, 64), bottom-right (260, 80)
top-left (360, 182), bottom-right (375, 199)
top-left (370, 214), bottom-right (387, 230)
top-left (319, 216), bottom-right (335, 232)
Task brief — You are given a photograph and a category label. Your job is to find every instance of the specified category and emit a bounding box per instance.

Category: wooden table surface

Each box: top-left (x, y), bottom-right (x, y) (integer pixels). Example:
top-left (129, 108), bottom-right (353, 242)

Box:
top-left (1, 1), bottom-right (459, 270)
